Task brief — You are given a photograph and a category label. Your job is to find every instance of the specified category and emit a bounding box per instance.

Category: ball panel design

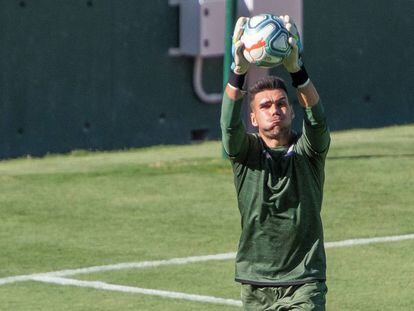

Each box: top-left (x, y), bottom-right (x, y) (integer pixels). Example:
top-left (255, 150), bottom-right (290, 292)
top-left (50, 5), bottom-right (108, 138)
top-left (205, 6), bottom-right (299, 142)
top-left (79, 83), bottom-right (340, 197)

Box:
top-left (249, 46), bottom-right (265, 60)
top-left (248, 14), bottom-right (267, 28)
top-left (269, 31), bottom-right (290, 53)
top-left (242, 23), bottom-right (275, 50)
top-left (260, 54), bottom-right (283, 68)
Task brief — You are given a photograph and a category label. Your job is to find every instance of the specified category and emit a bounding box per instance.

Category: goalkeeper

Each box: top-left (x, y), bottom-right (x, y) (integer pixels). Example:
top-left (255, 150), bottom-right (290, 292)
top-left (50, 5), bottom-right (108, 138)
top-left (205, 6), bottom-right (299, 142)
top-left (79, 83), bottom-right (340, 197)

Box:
top-left (221, 16), bottom-right (330, 310)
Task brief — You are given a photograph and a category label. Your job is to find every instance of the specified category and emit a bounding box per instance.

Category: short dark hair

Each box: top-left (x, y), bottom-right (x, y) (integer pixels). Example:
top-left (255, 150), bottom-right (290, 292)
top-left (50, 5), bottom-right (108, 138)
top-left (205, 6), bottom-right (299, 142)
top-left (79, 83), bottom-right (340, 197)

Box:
top-left (248, 76), bottom-right (288, 104)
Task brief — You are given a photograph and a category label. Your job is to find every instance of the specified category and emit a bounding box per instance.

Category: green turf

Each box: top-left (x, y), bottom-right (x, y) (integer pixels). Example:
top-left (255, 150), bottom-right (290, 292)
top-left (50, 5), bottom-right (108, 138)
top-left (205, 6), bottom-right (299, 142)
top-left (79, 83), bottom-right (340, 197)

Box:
top-left (327, 239), bottom-right (414, 310)
top-left (0, 124), bottom-right (413, 310)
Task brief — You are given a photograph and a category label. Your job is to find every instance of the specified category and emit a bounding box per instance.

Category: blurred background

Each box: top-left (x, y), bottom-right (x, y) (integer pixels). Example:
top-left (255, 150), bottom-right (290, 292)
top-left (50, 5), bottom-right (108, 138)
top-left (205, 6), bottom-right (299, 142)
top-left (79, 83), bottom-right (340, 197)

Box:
top-left (0, 0), bottom-right (413, 159)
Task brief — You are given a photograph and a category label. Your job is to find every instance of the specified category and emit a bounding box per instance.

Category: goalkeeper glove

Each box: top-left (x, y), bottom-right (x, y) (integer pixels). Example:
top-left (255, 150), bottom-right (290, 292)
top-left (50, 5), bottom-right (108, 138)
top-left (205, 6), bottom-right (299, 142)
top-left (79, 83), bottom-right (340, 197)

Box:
top-left (280, 15), bottom-right (303, 73)
top-left (231, 17), bottom-right (250, 75)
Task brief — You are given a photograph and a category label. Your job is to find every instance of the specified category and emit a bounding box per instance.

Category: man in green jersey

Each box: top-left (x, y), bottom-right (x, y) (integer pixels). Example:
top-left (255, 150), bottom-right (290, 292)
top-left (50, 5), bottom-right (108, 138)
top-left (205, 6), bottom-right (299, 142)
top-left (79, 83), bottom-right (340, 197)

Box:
top-left (220, 16), bottom-right (330, 310)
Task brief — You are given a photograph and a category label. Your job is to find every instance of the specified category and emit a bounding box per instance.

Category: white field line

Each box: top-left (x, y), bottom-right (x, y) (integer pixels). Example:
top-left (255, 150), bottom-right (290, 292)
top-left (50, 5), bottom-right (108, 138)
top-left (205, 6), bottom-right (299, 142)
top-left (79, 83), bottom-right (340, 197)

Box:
top-left (46, 252), bottom-right (237, 278)
top-left (0, 253), bottom-right (236, 286)
top-left (325, 233), bottom-right (414, 248)
top-left (31, 275), bottom-right (243, 307)
top-left (1, 233), bottom-right (414, 287)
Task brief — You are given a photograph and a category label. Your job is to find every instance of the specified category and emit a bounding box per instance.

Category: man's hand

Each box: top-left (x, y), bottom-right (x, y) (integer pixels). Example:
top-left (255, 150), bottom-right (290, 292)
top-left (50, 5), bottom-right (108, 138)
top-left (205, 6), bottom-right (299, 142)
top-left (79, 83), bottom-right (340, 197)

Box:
top-left (280, 15), bottom-right (303, 73)
top-left (231, 17), bottom-right (250, 75)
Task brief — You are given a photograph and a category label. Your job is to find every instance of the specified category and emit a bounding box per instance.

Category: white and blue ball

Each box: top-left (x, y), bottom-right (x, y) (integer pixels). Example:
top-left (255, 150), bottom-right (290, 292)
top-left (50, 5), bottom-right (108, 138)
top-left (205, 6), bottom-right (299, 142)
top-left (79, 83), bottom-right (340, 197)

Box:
top-left (240, 14), bottom-right (292, 68)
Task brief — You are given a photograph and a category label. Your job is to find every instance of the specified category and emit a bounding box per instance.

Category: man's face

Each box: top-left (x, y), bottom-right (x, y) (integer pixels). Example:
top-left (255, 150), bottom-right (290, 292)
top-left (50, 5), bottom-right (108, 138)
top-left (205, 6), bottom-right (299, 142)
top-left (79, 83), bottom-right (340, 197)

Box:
top-left (250, 88), bottom-right (294, 140)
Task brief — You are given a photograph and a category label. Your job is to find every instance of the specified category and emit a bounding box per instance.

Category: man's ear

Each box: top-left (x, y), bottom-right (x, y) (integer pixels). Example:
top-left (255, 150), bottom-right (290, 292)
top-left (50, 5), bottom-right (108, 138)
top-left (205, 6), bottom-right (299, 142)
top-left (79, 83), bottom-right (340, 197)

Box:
top-left (250, 112), bottom-right (258, 127)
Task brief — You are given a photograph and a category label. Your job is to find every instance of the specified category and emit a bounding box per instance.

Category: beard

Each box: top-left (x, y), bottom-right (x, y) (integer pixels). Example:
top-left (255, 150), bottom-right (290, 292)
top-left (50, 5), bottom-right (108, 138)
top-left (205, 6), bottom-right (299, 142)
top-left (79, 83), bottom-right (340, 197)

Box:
top-left (261, 123), bottom-right (291, 140)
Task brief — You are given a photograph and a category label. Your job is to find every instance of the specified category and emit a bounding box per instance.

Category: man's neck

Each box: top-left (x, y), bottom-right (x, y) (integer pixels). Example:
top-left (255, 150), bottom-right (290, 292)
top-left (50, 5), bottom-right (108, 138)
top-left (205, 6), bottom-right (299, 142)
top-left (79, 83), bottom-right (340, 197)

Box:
top-left (260, 129), bottom-right (293, 148)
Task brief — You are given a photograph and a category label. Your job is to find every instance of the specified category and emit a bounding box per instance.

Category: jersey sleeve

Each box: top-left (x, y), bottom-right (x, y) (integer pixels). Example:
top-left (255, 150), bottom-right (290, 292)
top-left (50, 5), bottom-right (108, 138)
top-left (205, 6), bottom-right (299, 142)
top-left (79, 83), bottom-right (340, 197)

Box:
top-left (220, 92), bottom-right (250, 162)
top-left (297, 101), bottom-right (331, 158)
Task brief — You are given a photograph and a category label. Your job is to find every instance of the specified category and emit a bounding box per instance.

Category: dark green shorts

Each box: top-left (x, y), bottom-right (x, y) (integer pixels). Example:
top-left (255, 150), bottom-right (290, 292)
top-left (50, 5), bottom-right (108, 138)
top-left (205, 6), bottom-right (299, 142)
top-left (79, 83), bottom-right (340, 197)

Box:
top-left (241, 281), bottom-right (327, 311)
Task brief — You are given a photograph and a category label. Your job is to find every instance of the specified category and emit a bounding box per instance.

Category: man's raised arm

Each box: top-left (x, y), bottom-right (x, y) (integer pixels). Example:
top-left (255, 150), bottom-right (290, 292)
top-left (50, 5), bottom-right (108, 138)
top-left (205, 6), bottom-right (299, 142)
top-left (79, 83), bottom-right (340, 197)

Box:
top-left (281, 15), bottom-right (330, 155)
top-left (220, 17), bottom-right (250, 160)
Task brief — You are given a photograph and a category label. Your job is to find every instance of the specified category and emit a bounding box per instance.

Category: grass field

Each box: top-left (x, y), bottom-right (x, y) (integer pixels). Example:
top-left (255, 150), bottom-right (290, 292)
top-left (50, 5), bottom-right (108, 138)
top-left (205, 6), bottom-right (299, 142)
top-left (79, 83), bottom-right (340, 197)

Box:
top-left (0, 124), bottom-right (413, 310)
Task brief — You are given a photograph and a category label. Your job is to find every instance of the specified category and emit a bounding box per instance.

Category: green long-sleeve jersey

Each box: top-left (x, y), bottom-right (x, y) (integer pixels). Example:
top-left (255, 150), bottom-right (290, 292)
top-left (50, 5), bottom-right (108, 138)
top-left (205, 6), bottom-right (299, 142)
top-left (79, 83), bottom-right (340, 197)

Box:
top-left (220, 92), bottom-right (330, 286)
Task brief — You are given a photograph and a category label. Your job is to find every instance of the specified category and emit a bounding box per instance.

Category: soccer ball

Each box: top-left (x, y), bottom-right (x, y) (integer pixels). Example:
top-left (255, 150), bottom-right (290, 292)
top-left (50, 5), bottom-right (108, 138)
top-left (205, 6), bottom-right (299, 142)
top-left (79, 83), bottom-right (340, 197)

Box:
top-left (240, 14), bottom-right (292, 68)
